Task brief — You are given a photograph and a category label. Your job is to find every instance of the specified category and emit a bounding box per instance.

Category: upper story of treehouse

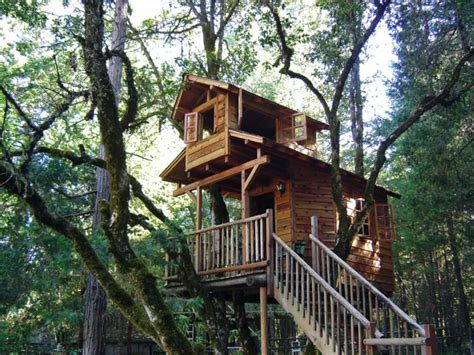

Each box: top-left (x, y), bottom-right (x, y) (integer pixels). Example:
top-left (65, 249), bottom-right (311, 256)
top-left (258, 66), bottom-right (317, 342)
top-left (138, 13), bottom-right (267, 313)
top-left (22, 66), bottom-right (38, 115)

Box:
top-left (169, 74), bottom-right (329, 173)
top-left (161, 75), bottom-right (399, 293)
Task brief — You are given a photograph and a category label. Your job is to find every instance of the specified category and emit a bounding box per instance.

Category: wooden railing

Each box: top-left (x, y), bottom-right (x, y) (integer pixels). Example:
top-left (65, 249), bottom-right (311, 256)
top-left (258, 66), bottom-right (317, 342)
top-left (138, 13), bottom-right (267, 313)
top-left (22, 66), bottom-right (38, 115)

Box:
top-left (273, 232), bottom-right (376, 354)
top-left (166, 212), bottom-right (270, 280)
top-left (309, 216), bottom-right (437, 354)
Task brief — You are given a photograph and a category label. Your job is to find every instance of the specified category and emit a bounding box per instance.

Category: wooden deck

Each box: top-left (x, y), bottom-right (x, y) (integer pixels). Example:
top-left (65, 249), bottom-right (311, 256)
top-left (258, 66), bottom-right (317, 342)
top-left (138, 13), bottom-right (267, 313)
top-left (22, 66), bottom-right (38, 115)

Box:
top-left (164, 214), bottom-right (437, 355)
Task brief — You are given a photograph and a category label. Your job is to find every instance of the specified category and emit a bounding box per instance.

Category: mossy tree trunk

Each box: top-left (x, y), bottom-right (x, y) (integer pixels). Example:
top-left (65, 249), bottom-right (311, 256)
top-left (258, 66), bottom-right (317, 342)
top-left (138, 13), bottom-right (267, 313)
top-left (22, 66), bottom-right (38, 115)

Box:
top-left (83, 0), bottom-right (129, 352)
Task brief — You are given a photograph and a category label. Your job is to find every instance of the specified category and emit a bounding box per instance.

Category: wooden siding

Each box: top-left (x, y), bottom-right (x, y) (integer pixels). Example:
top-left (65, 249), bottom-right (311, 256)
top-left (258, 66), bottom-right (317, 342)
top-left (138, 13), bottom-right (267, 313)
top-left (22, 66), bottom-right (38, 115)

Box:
top-left (288, 160), bottom-right (395, 293)
top-left (275, 181), bottom-right (294, 244)
top-left (185, 130), bottom-right (228, 170)
top-left (213, 94), bottom-right (227, 132)
top-left (228, 94), bottom-right (239, 129)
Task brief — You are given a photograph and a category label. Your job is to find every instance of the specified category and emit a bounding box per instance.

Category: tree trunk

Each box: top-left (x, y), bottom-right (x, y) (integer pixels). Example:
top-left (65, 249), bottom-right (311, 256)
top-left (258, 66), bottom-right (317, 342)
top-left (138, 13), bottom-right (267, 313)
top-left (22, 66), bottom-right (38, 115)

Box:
top-left (348, 0), bottom-right (364, 177)
top-left (447, 216), bottom-right (474, 355)
top-left (83, 1), bottom-right (128, 354)
top-left (83, 273), bottom-right (107, 355)
top-left (233, 291), bottom-right (258, 355)
top-left (349, 58), bottom-right (364, 176)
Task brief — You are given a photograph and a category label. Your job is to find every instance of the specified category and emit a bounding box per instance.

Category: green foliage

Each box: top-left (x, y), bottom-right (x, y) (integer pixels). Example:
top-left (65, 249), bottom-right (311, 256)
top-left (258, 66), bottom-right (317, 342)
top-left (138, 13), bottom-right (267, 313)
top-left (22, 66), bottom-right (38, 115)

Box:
top-left (380, 1), bottom-right (473, 352)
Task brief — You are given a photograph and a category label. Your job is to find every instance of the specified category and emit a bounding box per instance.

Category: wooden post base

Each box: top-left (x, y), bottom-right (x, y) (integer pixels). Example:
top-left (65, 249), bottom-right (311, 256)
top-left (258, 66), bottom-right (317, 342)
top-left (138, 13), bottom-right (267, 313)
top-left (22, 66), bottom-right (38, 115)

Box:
top-left (260, 287), bottom-right (268, 355)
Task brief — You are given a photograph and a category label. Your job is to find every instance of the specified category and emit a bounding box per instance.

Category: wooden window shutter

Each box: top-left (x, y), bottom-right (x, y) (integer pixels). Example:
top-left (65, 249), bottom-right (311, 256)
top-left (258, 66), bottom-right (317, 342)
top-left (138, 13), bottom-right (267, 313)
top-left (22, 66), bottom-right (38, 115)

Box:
top-left (184, 112), bottom-right (199, 143)
top-left (277, 113), bottom-right (308, 144)
top-left (374, 204), bottom-right (396, 241)
top-left (292, 112), bottom-right (307, 141)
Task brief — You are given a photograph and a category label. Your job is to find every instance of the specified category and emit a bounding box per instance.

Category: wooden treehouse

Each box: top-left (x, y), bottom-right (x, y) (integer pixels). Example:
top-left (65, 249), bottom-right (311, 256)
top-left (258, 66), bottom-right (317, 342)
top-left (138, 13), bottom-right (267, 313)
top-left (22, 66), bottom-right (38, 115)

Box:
top-left (160, 75), bottom-right (437, 354)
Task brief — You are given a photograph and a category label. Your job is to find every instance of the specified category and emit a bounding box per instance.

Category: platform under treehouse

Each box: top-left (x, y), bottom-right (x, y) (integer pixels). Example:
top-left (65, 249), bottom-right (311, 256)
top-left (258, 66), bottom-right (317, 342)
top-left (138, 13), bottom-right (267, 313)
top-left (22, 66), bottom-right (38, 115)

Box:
top-left (160, 74), bottom-right (437, 355)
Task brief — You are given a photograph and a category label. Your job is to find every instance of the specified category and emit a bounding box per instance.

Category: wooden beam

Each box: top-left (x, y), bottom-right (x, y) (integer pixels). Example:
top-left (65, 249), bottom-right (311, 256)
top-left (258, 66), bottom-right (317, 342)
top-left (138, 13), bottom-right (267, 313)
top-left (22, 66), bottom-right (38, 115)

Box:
top-left (173, 155), bottom-right (270, 196)
top-left (242, 170), bottom-right (249, 265)
top-left (196, 186), bottom-right (202, 230)
top-left (238, 88), bottom-right (243, 128)
top-left (192, 95), bottom-right (218, 113)
top-left (260, 287), bottom-right (268, 355)
top-left (243, 165), bottom-right (261, 191)
top-left (266, 209), bottom-right (274, 297)
top-left (186, 191), bottom-right (197, 204)
top-left (196, 260), bottom-right (268, 276)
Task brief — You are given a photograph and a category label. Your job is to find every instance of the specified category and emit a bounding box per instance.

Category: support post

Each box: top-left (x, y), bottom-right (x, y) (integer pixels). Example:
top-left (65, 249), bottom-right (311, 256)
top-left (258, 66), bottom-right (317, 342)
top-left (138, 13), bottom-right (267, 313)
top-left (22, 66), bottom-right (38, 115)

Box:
top-left (241, 170), bottom-right (249, 264)
top-left (196, 187), bottom-right (202, 230)
top-left (422, 324), bottom-right (438, 355)
top-left (311, 216), bottom-right (318, 271)
top-left (366, 322), bottom-right (377, 355)
top-left (266, 209), bottom-right (274, 296)
top-left (195, 187), bottom-right (202, 271)
top-left (260, 287), bottom-right (268, 355)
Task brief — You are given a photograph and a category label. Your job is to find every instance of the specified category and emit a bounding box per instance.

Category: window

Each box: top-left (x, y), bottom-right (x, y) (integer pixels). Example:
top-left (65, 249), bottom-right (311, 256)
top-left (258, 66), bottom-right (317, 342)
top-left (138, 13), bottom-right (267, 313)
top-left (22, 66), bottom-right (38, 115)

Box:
top-left (345, 198), bottom-right (370, 238)
top-left (374, 204), bottom-right (396, 241)
top-left (277, 112), bottom-right (307, 143)
top-left (354, 199), bottom-right (370, 238)
top-left (184, 112), bottom-right (202, 143)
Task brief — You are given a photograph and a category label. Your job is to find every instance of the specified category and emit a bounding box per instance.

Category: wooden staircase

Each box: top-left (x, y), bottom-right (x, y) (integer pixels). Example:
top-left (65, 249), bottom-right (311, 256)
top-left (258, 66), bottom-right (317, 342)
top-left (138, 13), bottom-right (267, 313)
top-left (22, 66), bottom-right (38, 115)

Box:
top-left (271, 216), bottom-right (437, 355)
top-left (165, 212), bottom-right (437, 354)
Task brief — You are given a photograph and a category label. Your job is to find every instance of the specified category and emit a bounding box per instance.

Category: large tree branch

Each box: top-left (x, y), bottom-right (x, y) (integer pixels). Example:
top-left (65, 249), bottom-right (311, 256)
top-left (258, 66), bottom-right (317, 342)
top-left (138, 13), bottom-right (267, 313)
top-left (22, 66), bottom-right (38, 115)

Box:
top-left (216, 0), bottom-right (239, 40)
top-left (366, 47), bottom-right (474, 195)
top-left (330, 0), bottom-right (390, 116)
top-left (106, 49), bottom-right (139, 131)
top-left (0, 160), bottom-right (159, 342)
top-left (0, 85), bottom-right (38, 131)
top-left (21, 143), bottom-right (233, 353)
top-left (335, 47), bottom-right (474, 258)
top-left (263, 1), bottom-right (331, 118)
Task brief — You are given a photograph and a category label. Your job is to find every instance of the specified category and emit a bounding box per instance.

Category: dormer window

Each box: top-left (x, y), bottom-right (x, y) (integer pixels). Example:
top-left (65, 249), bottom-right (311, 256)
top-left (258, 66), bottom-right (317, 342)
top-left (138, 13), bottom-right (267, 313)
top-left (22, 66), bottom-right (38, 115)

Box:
top-left (277, 113), bottom-right (307, 144)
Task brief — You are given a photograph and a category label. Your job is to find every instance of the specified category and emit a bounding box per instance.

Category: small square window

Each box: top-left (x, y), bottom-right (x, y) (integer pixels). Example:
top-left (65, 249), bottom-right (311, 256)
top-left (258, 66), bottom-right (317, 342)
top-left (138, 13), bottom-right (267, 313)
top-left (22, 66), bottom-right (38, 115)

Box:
top-left (277, 112), bottom-right (307, 143)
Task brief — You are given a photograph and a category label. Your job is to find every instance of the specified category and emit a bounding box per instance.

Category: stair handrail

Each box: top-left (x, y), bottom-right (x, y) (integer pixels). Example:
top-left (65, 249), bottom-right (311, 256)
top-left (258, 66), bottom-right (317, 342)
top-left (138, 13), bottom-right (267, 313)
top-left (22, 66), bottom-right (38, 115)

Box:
top-left (272, 232), bottom-right (384, 338)
top-left (309, 233), bottom-right (426, 337)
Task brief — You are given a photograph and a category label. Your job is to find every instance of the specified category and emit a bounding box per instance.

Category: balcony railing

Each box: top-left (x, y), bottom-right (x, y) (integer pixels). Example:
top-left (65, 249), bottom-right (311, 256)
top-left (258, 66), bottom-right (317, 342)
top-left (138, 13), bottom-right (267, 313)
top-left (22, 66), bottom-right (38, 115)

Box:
top-left (166, 211), bottom-right (271, 281)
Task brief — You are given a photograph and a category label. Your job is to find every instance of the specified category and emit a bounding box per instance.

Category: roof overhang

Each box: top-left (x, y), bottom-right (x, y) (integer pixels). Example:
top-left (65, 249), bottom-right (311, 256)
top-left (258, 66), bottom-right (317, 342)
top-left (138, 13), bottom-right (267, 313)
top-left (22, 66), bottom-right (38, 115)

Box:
top-left (170, 74), bottom-right (329, 131)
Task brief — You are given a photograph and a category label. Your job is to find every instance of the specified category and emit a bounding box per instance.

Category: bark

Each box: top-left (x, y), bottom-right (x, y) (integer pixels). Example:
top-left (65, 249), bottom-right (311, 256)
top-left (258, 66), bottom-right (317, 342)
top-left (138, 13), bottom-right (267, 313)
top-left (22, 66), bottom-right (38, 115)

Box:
top-left (348, 1), bottom-right (364, 177)
top-left (83, 273), bottom-right (107, 355)
top-left (83, 0), bottom-right (127, 352)
top-left (447, 216), bottom-right (474, 355)
top-left (233, 291), bottom-right (258, 355)
top-left (82, 1), bottom-right (197, 353)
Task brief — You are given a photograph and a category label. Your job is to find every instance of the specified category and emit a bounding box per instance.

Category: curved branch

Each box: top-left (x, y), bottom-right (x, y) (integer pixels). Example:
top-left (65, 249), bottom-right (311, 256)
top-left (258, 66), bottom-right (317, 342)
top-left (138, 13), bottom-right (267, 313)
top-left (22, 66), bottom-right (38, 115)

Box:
top-left (331, 0), bottom-right (390, 116)
top-left (263, 1), bottom-right (331, 118)
top-left (0, 160), bottom-right (159, 342)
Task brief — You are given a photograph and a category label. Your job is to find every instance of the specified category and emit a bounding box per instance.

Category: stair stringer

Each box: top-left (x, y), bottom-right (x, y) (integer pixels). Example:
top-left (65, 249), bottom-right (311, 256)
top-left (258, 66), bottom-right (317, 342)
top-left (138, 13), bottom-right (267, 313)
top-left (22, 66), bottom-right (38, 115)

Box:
top-left (274, 287), bottom-right (339, 355)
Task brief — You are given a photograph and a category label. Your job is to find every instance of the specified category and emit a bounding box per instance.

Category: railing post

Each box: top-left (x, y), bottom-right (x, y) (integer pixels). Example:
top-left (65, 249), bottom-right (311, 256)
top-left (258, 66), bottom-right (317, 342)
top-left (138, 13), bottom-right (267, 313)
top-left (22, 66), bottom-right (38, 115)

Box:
top-left (311, 215), bottom-right (318, 271)
top-left (266, 209), bottom-right (274, 296)
top-left (366, 322), bottom-right (378, 355)
top-left (422, 324), bottom-right (438, 355)
top-left (165, 253), bottom-right (170, 280)
top-left (260, 287), bottom-right (269, 355)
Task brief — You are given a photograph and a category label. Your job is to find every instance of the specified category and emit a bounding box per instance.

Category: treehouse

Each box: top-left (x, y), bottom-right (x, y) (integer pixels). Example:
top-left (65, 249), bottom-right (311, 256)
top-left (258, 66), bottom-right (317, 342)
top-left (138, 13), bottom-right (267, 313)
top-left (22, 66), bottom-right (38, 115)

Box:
top-left (160, 75), bottom-right (437, 354)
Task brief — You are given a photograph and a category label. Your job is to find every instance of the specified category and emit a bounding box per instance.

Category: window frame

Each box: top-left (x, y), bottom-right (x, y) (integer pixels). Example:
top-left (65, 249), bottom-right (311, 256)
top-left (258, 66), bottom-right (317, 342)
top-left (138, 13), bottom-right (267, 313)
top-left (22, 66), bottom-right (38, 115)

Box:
top-left (354, 198), bottom-right (371, 238)
top-left (277, 112), bottom-right (308, 144)
top-left (374, 204), bottom-right (396, 241)
top-left (183, 112), bottom-right (202, 143)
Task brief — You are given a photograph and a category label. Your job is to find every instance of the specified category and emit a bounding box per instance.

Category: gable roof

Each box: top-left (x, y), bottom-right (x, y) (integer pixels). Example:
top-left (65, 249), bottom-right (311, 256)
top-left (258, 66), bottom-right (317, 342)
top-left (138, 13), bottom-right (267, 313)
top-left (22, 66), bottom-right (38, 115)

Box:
top-left (171, 74), bottom-right (329, 131)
